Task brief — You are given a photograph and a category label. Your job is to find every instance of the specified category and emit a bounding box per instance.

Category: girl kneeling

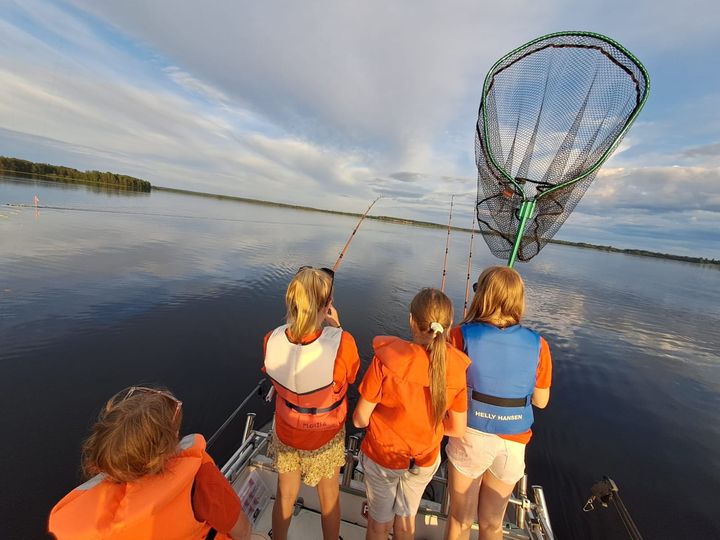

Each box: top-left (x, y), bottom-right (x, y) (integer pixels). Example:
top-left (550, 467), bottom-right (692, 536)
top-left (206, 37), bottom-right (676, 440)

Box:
top-left (353, 288), bottom-right (470, 540)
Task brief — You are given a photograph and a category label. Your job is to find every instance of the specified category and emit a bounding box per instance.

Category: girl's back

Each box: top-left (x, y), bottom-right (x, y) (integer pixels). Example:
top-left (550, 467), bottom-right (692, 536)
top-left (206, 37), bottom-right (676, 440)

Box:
top-left (359, 335), bottom-right (469, 469)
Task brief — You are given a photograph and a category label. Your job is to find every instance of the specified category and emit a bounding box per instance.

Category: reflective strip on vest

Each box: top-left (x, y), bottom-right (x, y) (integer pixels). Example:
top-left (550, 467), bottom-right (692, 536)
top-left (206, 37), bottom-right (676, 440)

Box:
top-left (461, 323), bottom-right (540, 435)
top-left (49, 434), bottom-right (211, 540)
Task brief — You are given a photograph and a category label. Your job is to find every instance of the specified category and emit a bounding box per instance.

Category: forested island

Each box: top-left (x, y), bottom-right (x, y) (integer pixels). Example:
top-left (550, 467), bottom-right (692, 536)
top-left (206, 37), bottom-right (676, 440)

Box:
top-left (0, 156), bottom-right (151, 192)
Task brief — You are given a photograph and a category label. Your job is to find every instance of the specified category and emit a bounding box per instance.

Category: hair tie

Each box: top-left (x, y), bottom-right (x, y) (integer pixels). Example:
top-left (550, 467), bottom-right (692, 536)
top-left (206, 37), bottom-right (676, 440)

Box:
top-left (430, 322), bottom-right (444, 335)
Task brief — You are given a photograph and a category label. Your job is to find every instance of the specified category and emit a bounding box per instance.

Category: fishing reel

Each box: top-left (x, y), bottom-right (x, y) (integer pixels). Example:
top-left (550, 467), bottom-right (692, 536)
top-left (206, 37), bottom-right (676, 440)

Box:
top-left (583, 476), bottom-right (619, 511)
top-left (582, 476), bottom-right (644, 540)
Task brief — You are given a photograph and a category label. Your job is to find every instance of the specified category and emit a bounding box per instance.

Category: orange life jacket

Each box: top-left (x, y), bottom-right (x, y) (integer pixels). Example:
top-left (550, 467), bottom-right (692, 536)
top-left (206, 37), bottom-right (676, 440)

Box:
top-left (264, 324), bottom-right (347, 432)
top-left (49, 434), bottom-right (231, 540)
top-left (361, 336), bottom-right (471, 469)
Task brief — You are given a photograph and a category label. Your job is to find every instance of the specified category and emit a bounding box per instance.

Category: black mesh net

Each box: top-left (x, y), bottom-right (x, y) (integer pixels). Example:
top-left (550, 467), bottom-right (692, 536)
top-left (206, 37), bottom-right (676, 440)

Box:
top-left (475, 32), bottom-right (649, 263)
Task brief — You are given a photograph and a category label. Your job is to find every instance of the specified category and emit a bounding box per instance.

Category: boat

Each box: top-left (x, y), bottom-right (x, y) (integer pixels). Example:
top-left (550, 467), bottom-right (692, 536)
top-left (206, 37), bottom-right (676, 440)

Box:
top-left (214, 380), bottom-right (555, 539)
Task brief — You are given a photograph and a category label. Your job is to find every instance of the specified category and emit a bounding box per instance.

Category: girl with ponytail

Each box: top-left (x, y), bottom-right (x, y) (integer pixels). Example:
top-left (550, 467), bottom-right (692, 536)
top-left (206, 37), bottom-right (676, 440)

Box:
top-left (263, 267), bottom-right (360, 540)
top-left (353, 288), bottom-right (470, 540)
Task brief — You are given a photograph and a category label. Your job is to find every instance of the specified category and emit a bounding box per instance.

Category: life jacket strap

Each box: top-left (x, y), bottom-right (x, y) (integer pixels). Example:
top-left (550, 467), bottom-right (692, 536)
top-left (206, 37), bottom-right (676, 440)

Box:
top-left (471, 390), bottom-right (528, 408)
top-left (284, 396), bottom-right (345, 415)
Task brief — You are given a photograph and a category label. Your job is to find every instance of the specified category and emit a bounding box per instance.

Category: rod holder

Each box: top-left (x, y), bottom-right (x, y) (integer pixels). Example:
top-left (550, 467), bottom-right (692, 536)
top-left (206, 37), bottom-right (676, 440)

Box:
top-left (441, 485), bottom-right (451, 516)
top-left (242, 413), bottom-right (256, 443)
top-left (532, 485), bottom-right (554, 539)
top-left (517, 475), bottom-right (528, 529)
top-left (342, 435), bottom-right (360, 487)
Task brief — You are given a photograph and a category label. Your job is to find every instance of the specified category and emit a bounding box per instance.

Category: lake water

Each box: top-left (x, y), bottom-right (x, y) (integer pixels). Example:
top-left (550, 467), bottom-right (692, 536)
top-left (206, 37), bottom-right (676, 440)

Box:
top-left (1, 177), bottom-right (719, 539)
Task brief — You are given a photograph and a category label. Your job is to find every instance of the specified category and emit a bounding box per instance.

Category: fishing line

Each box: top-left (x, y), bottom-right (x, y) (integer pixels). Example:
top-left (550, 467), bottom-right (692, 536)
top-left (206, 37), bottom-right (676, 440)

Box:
top-left (463, 214), bottom-right (477, 317)
top-left (440, 195), bottom-right (454, 292)
top-left (0, 202), bottom-right (342, 229)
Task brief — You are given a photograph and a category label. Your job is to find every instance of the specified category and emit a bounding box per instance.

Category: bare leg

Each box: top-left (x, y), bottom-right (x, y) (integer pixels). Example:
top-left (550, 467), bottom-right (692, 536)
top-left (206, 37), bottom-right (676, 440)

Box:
top-left (365, 515), bottom-right (393, 540)
top-left (316, 467), bottom-right (342, 540)
top-left (392, 514), bottom-right (417, 540)
top-left (271, 469), bottom-right (302, 540)
top-left (476, 471), bottom-right (515, 540)
top-left (444, 462), bottom-right (482, 540)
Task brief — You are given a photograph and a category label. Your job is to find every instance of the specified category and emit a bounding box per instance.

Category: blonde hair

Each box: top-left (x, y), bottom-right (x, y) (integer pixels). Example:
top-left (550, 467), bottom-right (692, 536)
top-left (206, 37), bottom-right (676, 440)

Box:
top-left (462, 266), bottom-right (525, 327)
top-left (286, 268), bottom-right (333, 340)
top-left (81, 386), bottom-right (182, 483)
top-left (410, 288), bottom-right (453, 428)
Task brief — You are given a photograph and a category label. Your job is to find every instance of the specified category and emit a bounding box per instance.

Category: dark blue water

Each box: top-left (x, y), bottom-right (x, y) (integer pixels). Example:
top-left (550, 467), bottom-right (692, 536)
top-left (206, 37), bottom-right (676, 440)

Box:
top-left (1, 178), bottom-right (719, 539)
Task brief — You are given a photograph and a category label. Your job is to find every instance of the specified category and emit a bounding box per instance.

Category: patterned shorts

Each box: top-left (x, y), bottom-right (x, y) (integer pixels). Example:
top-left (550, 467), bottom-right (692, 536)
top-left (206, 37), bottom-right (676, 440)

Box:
top-left (268, 427), bottom-right (346, 487)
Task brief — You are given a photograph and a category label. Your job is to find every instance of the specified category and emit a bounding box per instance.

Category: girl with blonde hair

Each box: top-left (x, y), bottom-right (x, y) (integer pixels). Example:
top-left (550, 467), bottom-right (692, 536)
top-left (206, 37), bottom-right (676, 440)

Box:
top-left (263, 266), bottom-right (360, 540)
top-left (353, 288), bottom-right (470, 540)
top-left (49, 386), bottom-right (250, 540)
top-left (444, 266), bottom-right (553, 540)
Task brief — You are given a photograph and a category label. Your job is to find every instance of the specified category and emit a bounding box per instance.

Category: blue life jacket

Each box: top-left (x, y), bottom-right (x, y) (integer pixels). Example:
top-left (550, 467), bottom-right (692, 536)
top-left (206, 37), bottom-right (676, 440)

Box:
top-left (461, 322), bottom-right (540, 435)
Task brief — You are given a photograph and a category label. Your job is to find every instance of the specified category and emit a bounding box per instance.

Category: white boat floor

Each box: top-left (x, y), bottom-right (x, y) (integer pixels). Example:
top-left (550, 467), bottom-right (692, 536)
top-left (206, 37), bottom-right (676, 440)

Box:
top-left (250, 499), bottom-right (367, 540)
top-left (233, 457), bottom-right (525, 540)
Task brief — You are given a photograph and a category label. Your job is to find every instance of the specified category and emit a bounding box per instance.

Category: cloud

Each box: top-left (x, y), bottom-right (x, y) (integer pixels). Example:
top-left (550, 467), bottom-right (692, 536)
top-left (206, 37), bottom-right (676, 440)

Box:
top-left (586, 166), bottom-right (720, 213)
top-left (556, 165), bottom-right (720, 256)
top-left (557, 206), bottom-right (720, 257)
top-left (680, 142), bottom-right (720, 160)
top-left (389, 172), bottom-right (422, 183)
top-left (163, 66), bottom-right (232, 105)
top-left (65, 0), bottom-right (559, 173)
top-left (0, 0), bottom-right (718, 256)
top-left (0, 1), bottom-right (383, 211)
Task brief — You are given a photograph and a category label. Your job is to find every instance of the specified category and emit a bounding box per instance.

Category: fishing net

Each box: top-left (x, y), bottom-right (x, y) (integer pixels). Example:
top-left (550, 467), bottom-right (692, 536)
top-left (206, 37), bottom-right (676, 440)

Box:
top-left (475, 32), bottom-right (649, 264)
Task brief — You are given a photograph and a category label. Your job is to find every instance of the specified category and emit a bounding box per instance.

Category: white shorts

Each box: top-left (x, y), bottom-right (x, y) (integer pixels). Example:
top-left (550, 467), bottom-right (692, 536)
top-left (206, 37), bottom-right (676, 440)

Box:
top-left (446, 428), bottom-right (526, 485)
top-left (361, 453), bottom-right (441, 523)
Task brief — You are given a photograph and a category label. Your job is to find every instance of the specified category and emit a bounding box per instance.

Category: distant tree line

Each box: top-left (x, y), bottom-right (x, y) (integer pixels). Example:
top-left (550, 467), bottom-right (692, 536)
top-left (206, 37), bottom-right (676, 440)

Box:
top-left (0, 156), bottom-right (151, 192)
top-left (550, 239), bottom-right (719, 265)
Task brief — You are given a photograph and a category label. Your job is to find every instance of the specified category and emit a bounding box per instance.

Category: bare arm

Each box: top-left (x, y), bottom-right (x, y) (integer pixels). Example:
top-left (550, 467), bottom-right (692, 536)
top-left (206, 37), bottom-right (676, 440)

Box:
top-left (442, 409), bottom-right (467, 438)
top-left (228, 509), bottom-right (252, 540)
top-left (352, 397), bottom-right (377, 428)
top-left (531, 387), bottom-right (550, 409)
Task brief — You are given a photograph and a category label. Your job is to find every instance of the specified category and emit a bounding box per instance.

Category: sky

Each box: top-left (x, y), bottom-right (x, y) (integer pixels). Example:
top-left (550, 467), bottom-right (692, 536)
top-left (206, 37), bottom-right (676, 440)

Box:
top-left (0, 0), bottom-right (718, 258)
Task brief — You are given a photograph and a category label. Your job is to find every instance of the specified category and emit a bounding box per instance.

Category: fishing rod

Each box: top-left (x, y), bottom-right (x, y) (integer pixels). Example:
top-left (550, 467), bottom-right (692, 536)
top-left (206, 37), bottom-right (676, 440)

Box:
top-left (204, 198), bottom-right (382, 450)
top-left (463, 214), bottom-right (477, 317)
top-left (440, 195), bottom-right (455, 292)
top-left (207, 379), bottom-right (268, 450)
top-left (209, 197), bottom-right (381, 448)
top-left (332, 196), bottom-right (382, 272)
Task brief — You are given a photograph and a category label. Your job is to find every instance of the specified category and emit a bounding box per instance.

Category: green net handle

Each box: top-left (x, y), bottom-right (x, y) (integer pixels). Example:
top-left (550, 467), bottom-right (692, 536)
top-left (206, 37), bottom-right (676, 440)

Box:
top-left (508, 200), bottom-right (537, 267)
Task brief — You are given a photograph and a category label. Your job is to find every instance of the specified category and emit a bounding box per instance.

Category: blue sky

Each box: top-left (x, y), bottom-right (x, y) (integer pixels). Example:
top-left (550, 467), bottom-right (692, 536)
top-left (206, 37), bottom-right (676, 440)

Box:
top-left (1, 0), bottom-right (718, 258)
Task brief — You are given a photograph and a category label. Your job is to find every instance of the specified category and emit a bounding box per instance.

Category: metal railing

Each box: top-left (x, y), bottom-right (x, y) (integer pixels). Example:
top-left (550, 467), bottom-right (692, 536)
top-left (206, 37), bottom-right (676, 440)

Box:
top-left (207, 378), bottom-right (268, 449)
top-left (341, 435), bottom-right (361, 487)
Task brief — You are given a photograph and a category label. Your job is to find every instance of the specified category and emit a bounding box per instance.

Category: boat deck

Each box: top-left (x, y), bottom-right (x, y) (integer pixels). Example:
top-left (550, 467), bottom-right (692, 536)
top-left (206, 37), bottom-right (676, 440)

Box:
top-left (233, 455), bottom-right (534, 540)
top-left (251, 501), bottom-right (368, 540)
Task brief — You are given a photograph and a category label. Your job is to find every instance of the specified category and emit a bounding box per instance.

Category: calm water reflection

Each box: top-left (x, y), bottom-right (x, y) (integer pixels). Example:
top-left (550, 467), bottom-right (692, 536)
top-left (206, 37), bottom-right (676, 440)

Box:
top-left (1, 178), bottom-right (719, 539)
